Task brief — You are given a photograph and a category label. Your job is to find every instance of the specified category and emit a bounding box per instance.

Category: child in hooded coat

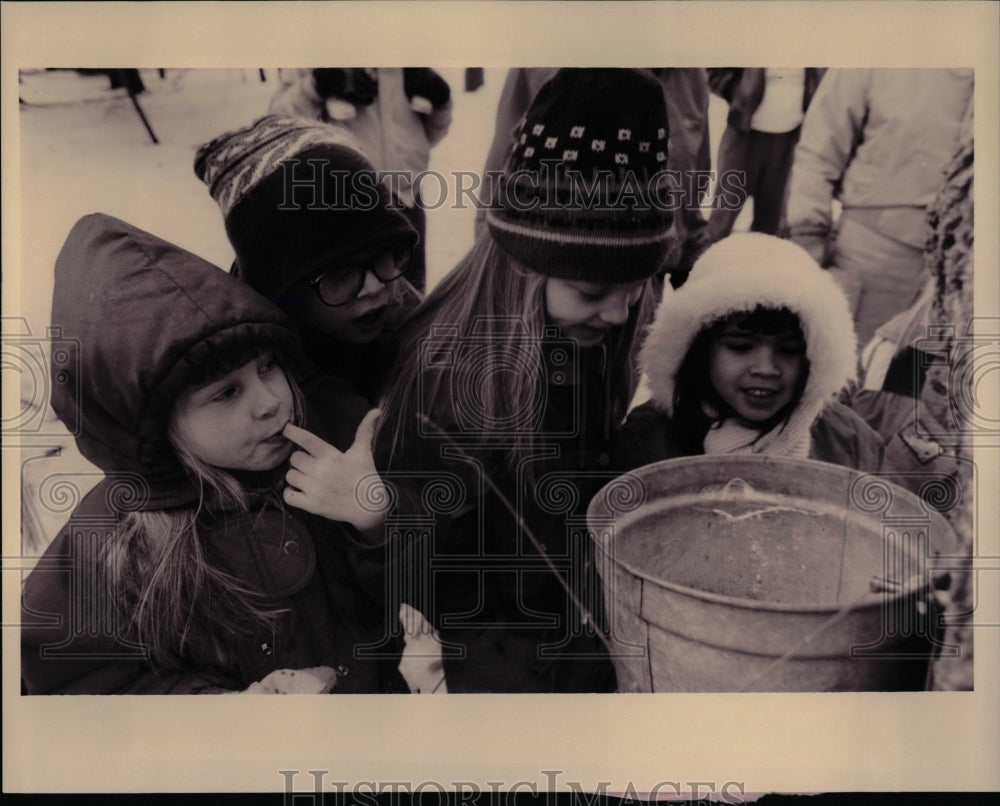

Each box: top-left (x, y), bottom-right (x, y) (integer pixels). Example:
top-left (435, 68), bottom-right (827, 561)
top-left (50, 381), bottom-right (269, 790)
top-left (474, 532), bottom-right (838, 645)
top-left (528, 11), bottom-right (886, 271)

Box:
top-left (21, 214), bottom-right (405, 694)
top-left (615, 233), bottom-right (883, 473)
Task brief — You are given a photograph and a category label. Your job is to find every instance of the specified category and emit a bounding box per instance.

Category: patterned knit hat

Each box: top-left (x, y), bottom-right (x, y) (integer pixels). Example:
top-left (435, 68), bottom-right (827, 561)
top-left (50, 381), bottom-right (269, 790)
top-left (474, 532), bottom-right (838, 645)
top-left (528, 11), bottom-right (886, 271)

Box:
top-left (194, 115), bottom-right (417, 301)
top-left (486, 69), bottom-right (674, 283)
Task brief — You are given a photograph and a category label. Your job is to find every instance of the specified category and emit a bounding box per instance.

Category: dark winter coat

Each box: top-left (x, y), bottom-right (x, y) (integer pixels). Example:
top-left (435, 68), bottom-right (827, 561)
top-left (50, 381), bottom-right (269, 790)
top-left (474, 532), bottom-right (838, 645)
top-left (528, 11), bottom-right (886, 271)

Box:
top-left (380, 341), bottom-right (620, 693)
top-left (614, 400), bottom-right (884, 475)
top-left (708, 68), bottom-right (826, 133)
top-left (292, 278), bottom-right (422, 404)
top-left (21, 214), bottom-right (401, 694)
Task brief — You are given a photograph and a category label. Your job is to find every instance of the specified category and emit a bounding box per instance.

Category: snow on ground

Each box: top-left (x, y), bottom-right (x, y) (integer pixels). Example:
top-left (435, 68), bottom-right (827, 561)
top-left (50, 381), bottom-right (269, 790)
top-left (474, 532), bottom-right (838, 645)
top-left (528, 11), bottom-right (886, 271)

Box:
top-left (13, 67), bottom-right (734, 551)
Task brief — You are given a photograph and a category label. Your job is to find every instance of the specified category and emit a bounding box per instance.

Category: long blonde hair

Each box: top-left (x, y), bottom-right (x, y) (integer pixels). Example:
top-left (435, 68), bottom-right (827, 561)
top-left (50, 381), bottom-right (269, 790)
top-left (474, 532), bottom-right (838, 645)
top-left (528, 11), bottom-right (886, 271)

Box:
top-left (378, 234), bottom-right (657, 473)
top-left (100, 348), bottom-right (306, 670)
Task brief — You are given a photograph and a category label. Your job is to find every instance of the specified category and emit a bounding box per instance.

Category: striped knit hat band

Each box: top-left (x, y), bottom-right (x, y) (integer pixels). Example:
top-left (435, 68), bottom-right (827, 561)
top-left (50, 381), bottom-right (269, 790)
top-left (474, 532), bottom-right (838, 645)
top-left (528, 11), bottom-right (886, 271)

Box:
top-left (194, 115), bottom-right (364, 219)
top-left (194, 115), bottom-right (417, 302)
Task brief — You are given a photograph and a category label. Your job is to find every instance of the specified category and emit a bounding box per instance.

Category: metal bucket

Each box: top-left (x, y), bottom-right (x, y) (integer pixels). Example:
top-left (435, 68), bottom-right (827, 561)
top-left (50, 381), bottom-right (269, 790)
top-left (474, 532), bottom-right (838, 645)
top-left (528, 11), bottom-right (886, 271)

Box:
top-left (586, 455), bottom-right (957, 692)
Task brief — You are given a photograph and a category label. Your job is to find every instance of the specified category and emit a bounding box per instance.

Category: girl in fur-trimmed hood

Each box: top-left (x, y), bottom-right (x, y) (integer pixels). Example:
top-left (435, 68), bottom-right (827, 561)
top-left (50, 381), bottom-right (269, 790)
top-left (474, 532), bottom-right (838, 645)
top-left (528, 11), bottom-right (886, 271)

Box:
top-left (615, 233), bottom-right (883, 472)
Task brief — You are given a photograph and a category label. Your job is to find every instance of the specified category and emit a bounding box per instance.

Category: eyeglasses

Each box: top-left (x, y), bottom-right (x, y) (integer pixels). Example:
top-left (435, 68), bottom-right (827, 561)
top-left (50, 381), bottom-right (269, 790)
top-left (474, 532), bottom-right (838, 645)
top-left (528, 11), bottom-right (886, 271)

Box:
top-left (306, 243), bottom-right (411, 307)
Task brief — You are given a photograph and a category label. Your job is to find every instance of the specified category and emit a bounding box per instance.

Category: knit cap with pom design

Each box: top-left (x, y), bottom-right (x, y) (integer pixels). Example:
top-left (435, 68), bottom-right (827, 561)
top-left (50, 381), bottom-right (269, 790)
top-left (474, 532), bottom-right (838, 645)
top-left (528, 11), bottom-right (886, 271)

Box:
top-left (486, 69), bottom-right (675, 284)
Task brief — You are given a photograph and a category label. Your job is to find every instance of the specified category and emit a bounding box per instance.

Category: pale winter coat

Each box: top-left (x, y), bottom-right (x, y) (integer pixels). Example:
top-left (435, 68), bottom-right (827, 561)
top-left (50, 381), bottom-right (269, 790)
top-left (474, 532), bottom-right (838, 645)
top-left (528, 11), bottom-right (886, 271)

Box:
top-left (785, 68), bottom-right (974, 261)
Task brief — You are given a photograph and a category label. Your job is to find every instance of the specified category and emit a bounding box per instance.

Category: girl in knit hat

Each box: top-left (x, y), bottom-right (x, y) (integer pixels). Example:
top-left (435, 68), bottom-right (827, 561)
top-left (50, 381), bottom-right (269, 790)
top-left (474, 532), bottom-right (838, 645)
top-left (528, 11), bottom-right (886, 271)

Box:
top-left (21, 214), bottom-right (407, 694)
top-left (375, 69), bottom-right (676, 692)
top-left (614, 232), bottom-right (883, 473)
top-left (194, 115), bottom-right (420, 403)
top-left (269, 67), bottom-right (454, 293)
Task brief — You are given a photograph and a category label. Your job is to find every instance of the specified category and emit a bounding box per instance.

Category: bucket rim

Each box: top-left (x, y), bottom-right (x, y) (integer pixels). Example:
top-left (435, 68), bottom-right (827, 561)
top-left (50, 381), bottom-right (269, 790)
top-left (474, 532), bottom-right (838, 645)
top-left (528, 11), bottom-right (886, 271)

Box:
top-left (588, 454), bottom-right (959, 538)
top-left (586, 454), bottom-right (943, 614)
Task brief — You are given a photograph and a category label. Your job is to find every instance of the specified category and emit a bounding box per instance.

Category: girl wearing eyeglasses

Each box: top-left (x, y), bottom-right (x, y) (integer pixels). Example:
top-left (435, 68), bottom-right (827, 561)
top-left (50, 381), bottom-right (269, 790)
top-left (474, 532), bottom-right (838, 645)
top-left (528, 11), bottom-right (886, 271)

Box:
top-left (195, 115), bottom-right (421, 403)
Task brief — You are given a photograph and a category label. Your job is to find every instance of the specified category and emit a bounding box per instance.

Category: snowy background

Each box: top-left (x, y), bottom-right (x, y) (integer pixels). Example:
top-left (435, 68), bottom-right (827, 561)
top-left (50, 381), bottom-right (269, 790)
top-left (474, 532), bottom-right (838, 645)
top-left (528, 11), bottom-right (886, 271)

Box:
top-left (15, 67), bottom-right (733, 551)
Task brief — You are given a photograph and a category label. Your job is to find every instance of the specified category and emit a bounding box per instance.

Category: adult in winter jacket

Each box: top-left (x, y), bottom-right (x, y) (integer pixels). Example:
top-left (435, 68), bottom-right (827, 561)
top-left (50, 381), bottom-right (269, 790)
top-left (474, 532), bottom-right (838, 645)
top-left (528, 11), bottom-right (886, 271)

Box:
top-left (785, 68), bottom-right (974, 349)
top-left (376, 69), bottom-right (675, 692)
top-left (21, 214), bottom-right (404, 694)
top-left (476, 68), bottom-right (712, 284)
top-left (195, 115), bottom-right (421, 404)
top-left (850, 103), bottom-right (974, 523)
top-left (615, 233), bottom-right (884, 474)
top-left (849, 115), bottom-right (976, 691)
top-left (270, 68), bottom-right (453, 292)
top-left (705, 67), bottom-right (825, 240)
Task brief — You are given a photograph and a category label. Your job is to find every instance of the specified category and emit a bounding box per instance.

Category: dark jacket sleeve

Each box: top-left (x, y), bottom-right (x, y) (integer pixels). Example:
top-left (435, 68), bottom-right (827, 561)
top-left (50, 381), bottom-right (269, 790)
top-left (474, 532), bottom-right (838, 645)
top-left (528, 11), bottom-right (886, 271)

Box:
top-left (650, 68), bottom-right (712, 280)
top-left (706, 68), bottom-right (743, 102)
top-left (297, 376), bottom-right (395, 603)
top-left (612, 402), bottom-right (679, 473)
top-left (21, 524), bottom-right (239, 695)
top-left (808, 401), bottom-right (885, 473)
top-left (803, 67), bottom-right (828, 111)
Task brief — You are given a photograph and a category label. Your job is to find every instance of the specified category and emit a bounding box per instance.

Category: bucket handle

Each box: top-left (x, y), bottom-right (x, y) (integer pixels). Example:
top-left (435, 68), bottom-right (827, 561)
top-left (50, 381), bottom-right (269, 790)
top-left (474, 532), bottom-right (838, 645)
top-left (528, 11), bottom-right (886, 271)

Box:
top-left (721, 477), bottom-right (755, 496)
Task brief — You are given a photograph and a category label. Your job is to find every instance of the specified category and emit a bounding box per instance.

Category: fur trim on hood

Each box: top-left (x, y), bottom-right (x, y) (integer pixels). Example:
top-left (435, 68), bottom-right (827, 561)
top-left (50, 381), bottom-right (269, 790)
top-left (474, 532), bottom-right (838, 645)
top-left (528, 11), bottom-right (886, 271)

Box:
top-left (641, 232), bottom-right (857, 419)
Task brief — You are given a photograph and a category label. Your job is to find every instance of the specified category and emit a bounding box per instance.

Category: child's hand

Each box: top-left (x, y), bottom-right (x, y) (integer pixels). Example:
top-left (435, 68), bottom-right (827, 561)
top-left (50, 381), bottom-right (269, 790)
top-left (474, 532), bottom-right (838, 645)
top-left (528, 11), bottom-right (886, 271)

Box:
top-left (282, 410), bottom-right (389, 537)
top-left (241, 666), bottom-right (338, 694)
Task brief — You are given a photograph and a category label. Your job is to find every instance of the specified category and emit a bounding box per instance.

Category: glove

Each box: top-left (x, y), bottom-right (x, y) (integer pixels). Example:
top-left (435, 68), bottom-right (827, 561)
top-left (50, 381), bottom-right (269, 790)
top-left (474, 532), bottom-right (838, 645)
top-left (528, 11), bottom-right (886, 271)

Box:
top-left (241, 666), bottom-right (338, 694)
top-left (397, 603), bottom-right (448, 693)
top-left (312, 68), bottom-right (377, 107)
top-left (403, 68), bottom-right (451, 113)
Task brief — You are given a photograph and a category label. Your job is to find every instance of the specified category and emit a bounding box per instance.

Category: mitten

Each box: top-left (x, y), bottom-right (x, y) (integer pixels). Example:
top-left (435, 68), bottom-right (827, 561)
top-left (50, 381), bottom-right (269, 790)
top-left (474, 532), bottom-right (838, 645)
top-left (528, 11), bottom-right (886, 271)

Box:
top-left (241, 666), bottom-right (338, 694)
top-left (313, 68), bottom-right (378, 107)
top-left (313, 68), bottom-right (350, 99)
top-left (397, 603), bottom-right (448, 693)
top-left (403, 68), bottom-right (451, 114)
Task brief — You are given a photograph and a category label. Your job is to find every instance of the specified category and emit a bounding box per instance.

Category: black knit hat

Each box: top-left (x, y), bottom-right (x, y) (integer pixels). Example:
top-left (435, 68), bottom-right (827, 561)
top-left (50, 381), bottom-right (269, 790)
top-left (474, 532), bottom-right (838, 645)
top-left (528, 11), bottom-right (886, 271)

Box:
top-left (486, 69), bottom-right (674, 284)
top-left (195, 115), bottom-right (417, 301)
